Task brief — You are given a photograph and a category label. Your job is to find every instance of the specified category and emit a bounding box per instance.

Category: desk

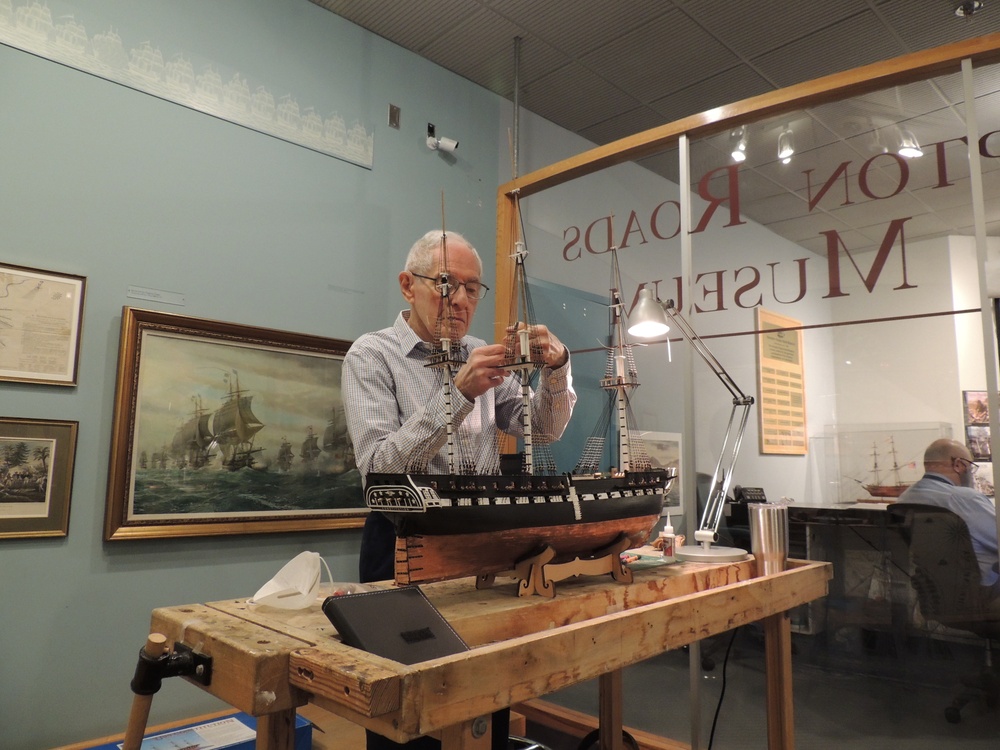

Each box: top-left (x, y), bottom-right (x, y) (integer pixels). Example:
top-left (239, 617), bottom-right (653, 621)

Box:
top-left (143, 559), bottom-right (830, 750)
top-left (785, 502), bottom-right (909, 637)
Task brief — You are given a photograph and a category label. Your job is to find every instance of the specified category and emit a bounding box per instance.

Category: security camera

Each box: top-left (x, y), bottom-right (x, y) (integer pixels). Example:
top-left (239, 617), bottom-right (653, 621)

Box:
top-left (437, 137), bottom-right (459, 153)
top-left (955, 0), bottom-right (984, 17)
top-left (426, 122), bottom-right (459, 154)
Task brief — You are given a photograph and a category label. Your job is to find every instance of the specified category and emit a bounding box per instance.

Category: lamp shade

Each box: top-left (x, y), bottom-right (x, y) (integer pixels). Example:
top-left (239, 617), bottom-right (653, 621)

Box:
top-left (627, 288), bottom-right (670, 338)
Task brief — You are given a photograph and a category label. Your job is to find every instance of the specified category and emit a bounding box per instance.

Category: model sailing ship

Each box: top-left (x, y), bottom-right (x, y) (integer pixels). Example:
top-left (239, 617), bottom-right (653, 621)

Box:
top-left (863, 437), bottom-right (912, 498)
top-left (364, 221), bottom-right (676, 587)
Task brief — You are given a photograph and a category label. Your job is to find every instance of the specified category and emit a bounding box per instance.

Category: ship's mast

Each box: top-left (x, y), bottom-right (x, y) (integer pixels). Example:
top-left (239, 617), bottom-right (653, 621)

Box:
top-left (500, 193), bottom-right (548, 475)
top-left (870, 442), bottom-right (882, 485)
top-left (422, 197), bottom-right (464, 474)
top-left (511, 241), bottom-right (536, 474)
top-left (601, 247), bottom-right (640, 472)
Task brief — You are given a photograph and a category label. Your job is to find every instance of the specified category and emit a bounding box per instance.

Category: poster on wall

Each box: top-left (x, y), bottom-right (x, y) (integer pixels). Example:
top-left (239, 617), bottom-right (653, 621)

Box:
top-left (755, 308), bottom-right (807, 455)
top-left (104, 307), bottom-right (363, 540)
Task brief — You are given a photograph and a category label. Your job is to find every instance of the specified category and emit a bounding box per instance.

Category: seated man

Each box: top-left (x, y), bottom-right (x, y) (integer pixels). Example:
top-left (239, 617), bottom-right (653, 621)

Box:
top-left (898, 438), bottom-right (999, 598)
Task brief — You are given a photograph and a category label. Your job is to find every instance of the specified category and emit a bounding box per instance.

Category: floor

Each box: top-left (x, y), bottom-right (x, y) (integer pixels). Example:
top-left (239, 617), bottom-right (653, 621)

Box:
top-left (519, 624), bottom-right (1000, 750)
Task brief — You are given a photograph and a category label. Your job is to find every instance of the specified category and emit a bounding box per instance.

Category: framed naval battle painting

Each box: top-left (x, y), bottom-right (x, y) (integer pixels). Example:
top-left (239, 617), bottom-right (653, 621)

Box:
top-left (104, 307), bottom-right (362, 540)
top-left (0, 417), bottom-right (78, 539)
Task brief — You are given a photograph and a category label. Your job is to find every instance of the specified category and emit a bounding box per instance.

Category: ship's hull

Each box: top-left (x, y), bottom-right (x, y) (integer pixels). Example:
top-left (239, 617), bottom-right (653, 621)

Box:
top-left (366, 468), bottom-right (674, 585)
top-left (366, 468), bottom-right (673, 536)
top-left (864, 483), bottom-right (910, 498)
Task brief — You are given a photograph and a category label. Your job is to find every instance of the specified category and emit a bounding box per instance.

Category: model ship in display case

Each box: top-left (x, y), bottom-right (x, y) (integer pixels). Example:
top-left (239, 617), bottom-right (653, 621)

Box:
top-left (364, 222), bottom-right (675, 591)
top-left (863, 436), bottom-right (913, 498)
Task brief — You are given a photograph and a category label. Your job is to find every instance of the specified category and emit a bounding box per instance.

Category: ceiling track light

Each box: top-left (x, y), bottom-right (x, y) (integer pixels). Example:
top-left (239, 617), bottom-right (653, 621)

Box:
top-left (777, 126), bottom-right (795, 164)
top-left (897, 126), bottom-right (923, 158)
top-left (730, 126), bottom-right (747, 163)
top-left (954, 1), bottom-right (985, 18)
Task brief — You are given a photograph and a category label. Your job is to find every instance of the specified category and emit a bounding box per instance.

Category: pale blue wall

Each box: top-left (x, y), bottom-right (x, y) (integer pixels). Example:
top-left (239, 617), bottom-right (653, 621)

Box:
top-left (0, 2), bottom-right (500, 747)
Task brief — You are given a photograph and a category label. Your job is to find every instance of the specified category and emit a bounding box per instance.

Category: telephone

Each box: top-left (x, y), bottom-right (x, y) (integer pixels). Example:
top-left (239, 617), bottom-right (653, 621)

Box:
top-left (732, 485), bottom-right (767, 503)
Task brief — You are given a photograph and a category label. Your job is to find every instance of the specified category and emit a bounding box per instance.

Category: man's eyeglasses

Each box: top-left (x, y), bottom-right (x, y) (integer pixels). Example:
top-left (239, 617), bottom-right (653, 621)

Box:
top-left (954, 456), bottom-right (979, 473)
top-left (411, 272), bottom-right (490, 301)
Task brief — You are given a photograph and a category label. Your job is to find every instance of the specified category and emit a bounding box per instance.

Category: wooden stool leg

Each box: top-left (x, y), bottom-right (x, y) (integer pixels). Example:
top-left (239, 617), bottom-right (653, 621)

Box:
top-left (121, 694), bottom-right (155, 750)
top-left (256, 708), bottom-right (298, 750)
top-left (598, 670), bottom-right (624, 750)
top-left (122, 634), bottom-right (168, 750)
top-left (439, 715), bottom-right (492, 749)
top-left (763, 613), bottom-right (794, 750)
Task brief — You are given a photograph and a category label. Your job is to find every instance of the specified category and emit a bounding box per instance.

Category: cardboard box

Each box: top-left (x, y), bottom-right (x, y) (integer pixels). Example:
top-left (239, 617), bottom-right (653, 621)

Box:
top-left (87, 712), bottom-right (311, 750)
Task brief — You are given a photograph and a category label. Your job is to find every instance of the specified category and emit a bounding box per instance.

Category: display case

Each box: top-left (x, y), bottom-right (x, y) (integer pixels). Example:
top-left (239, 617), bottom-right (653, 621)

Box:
top-left (814, 423), bottom-right (952, 505)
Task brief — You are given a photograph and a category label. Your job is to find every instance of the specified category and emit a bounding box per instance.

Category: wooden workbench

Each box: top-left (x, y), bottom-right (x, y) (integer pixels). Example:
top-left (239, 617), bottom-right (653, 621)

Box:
top-left (144, 558), bottom-right (830, 750)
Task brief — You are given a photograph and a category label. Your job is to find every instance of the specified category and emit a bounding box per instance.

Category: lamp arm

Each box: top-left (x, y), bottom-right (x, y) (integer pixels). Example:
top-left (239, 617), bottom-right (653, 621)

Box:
top-left (662, 301), bottom-right (749, 403)
top-left (661, 300), bottom-right (755, 547)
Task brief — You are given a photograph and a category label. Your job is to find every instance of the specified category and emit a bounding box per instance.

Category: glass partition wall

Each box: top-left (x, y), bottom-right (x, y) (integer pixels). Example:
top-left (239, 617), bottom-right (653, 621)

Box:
top-left (498, 35), bottom-right (1000, 749)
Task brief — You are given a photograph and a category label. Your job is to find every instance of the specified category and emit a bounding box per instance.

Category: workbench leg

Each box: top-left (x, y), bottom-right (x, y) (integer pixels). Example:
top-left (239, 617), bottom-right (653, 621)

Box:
top-left (439, 715), bottom-right (492, 749)
top-left (763, 612), bottom-right (794, 750)
top-left (255, 708), bottom-right (297, 750)
top-left (598, 670), bottom-right (624, 750)
top-left (122, 694), bottom-right (155, 750)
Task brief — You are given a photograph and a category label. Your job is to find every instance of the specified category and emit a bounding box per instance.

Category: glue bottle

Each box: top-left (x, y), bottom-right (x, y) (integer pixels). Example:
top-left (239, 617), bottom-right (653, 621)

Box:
top-left (659, 517), bottom-right (676, 563)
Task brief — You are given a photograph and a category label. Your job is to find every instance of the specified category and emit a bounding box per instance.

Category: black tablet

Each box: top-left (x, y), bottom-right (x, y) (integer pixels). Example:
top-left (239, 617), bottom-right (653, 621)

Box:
top-left (322, 586), bottom-right (468, 665)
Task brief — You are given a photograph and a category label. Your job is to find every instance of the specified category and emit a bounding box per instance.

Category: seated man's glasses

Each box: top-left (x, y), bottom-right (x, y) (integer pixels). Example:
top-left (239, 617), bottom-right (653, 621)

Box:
top-left (954, 456), bottom-right (979, 474)
top-left (411, 272), bottom-right (490, 301)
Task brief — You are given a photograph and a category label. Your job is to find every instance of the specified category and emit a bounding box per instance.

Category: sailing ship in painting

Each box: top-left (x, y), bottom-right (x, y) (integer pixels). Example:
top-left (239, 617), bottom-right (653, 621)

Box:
top-left (863, 437), bottom-right (913, 498)
top-left (166, 374), bottom-right (263, 471)
top-left (160, 371), bottom-right (355, 476)
top-left (132, 367), bottom-right (361, 517)
top-left (365, 222), bottom-right (675, 584)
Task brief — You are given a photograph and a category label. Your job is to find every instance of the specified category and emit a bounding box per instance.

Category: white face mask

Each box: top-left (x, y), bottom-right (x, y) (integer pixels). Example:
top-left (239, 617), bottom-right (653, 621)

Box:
top-left (249, 551), bottom-right (332, 610)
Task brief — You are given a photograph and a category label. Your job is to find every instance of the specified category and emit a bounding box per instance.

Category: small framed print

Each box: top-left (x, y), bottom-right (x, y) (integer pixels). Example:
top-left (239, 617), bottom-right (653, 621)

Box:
top-left (0, 417), bottom-right (78, 539)
top-left (974, 461), bottom-right (994, 497)
top-left (966, 424), bottom-right (991, 461)
top-left (641, 431), bottom-right (682, 510)
top-left (963, 390), bottom-right (990, 426)
top-left (0, 262), bottom-right (86, 386)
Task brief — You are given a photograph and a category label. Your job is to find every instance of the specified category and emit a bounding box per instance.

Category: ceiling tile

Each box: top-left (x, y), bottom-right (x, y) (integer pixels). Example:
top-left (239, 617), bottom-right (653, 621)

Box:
top-left (520, 63), bottom-right (643, 133)
top-left (752, 11), bottom-right (908, 88)
top-left (488, 0), bottom-right (672, 58)
top-left (581, 9), bottom-right (740, 104)
top-left (685, 0), bottom-right (872, 61)
top-left (311, 0), bottom-right (1000, 255)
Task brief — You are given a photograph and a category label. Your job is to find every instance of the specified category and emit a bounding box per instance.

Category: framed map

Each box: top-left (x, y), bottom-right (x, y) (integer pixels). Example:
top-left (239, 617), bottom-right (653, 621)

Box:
top-left (0, 262), bottom-right (86, 386)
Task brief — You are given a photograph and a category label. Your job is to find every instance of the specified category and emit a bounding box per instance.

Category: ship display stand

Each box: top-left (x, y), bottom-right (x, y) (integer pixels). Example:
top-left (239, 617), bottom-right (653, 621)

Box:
top-left (476, 534), bottom-right (635, 598)
top-left (367, 228), bottom-right (674, 596)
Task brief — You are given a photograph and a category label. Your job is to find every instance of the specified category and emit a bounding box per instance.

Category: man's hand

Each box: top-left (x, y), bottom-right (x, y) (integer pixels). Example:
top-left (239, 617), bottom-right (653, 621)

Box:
top-left (454, 344), bottom-right (510, 401)
top-left (509, 323), bottom-right (569, 369)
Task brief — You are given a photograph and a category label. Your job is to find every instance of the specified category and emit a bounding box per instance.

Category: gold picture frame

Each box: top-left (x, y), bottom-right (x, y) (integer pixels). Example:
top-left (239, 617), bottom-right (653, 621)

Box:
top-left (0, 262), bottom-right (86, 386)
top-left (105, 307), bottom-right (362, 540)
top-left (0, 417), bottom-right (78, 539)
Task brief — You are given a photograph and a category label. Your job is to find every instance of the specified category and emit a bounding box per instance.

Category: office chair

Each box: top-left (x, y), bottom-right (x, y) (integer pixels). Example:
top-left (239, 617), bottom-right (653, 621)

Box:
top-left (887, 503), bottom-right (1000, 723)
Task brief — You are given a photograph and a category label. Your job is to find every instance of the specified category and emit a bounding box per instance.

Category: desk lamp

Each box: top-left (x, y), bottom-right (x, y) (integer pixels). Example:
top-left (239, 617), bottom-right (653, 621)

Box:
top-left (629, 288), bottom-right (753, 562)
